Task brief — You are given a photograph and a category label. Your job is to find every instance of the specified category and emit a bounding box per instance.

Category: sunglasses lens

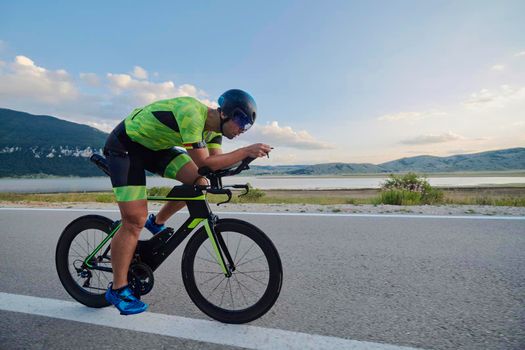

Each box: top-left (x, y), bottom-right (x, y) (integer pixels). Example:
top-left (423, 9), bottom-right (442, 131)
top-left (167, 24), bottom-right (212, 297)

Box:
top-left (232, 109), bottom-right (252, 131)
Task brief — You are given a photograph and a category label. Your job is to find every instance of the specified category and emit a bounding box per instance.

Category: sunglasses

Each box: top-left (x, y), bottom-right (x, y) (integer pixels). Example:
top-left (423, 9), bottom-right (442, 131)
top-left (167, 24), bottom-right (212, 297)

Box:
top-left (230, 108), bottom-right (253, 132)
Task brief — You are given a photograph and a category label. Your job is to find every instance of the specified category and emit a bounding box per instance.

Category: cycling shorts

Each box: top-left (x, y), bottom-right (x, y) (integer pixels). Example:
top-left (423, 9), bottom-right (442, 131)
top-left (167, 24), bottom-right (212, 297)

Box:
top-left (104, 122), bottom-right (192, 202)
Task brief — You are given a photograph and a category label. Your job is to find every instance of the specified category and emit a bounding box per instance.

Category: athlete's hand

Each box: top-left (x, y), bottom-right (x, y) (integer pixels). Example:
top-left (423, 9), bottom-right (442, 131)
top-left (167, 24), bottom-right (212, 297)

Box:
top-left (243, 143), bottom-right (272, 158)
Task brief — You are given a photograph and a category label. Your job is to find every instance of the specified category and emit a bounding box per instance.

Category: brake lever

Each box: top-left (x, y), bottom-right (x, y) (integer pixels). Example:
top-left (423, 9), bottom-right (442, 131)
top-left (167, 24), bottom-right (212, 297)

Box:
top-left (216, 189), bottom-right (232, 206)
top-left (236, 184), bottom-right (250, 197)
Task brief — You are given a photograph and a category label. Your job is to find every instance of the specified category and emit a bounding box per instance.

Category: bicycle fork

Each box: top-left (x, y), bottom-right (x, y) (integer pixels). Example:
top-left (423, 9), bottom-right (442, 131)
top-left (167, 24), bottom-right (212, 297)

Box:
top-left (203, 215), bottom-right (235, 278)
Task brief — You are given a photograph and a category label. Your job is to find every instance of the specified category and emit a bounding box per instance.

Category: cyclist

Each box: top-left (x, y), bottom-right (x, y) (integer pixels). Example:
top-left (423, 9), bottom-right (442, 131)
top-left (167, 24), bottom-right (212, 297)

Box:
top-left (103, 89), bottom-right (272, 315)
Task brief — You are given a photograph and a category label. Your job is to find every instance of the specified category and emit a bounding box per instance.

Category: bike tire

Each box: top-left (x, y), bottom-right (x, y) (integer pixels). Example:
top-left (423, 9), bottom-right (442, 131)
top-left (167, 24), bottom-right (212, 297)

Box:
top-left (55, 215), bottom-right (114, 308)
top-left (181, 218), bottom-right (283, 324)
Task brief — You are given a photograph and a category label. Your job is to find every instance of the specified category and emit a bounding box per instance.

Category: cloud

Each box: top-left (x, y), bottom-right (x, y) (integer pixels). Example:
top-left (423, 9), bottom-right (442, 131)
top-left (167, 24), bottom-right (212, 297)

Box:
top-left (244, 121), bottom-right (334, 150)
top-left (400, 131), bottom-right (463, 145)
top-left (85, 120), bottom-right (117, 133)
top-left (79, 72), bottom-right (100, 86)
top-left (131, 66), bottom-right (148, 80)
top-left (106, 73), bottom-right (217, 107)
top-left (463, 85), bottom-right (525, 108)
top-left (0, 54), bottom-right (219, 128)
top-left (491, 64), bottom-right (505, 71)
top-left (515, 51), bottom-right (525, 57)
top-left (0, 55), bottom-right (78, 104)
top-left (378, 110), bottom-right (447, 122)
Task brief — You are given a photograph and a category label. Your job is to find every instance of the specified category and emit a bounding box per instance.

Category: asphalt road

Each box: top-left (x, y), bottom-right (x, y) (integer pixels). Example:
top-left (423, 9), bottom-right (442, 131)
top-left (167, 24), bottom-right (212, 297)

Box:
top-left (0, 208), bottom-right (524, 349)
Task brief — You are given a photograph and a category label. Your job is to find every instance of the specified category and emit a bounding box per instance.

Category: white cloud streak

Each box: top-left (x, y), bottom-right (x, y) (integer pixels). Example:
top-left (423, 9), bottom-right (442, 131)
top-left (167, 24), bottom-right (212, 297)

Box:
top-left (131, 66), bottom-right (148, 80)
top-left (79, 73), bottom-right (100, 86)
top-left (378, 110), bottom-right (447, 122)
top-left (244, 121), bottom-right (334, 150)
top-left (491, 64), bottom-right (505, 71)
top-left (400, 131), bottom-right (464, 145)
top-left (463, 85), bottom-right (525, 109)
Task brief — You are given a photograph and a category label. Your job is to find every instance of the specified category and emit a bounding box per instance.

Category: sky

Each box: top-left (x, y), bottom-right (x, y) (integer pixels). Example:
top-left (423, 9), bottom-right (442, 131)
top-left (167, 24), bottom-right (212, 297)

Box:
top-left (1, 0), bottom-right (524, 165)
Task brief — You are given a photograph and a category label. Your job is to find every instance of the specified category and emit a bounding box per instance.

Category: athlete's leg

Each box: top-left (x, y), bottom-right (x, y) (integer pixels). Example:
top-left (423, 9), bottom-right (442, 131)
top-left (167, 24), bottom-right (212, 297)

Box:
top-left (155, 201), bottom-right (186, 225)
top-left (104, 124), bottom-right (149, 289)
top-left (111, 199), bottom-right (148, 289)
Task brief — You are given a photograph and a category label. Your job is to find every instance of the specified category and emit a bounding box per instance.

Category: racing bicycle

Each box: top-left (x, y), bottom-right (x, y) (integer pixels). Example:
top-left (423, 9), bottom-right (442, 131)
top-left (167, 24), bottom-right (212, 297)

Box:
top-left (55, 155), bottom-right (283, 324)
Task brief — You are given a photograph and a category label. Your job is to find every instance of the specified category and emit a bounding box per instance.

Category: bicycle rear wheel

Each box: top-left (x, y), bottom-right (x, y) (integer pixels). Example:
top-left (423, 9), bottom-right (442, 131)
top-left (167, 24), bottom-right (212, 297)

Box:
top-left (55, 215), bottom-right (114, 308)
top-left (181, 218), bottom-right (283, 324)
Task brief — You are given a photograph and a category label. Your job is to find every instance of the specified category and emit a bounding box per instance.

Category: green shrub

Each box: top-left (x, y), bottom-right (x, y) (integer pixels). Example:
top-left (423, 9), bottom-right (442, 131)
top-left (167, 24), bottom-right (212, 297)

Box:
top-left (239, 184), bottom-right (265, 202)
top-left (421, 187), bottom-right (444, 204)
top-left (379, 189), bottom-right (422, 205)
top-left (345, 198), bottom-right (357, 205)
top-left (474, 196), bottom-right (493, 205)
top-left (95, 194), bottom-right (115, 203)
top-left (377, 173), bottom-right (444, 205)
top-left (148, 186), bottom-right (171, 196)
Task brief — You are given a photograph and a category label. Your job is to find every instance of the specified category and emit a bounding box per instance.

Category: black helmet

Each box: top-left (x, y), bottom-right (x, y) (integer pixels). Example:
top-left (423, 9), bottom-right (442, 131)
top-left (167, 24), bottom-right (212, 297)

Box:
top-left (218, 89), bottom-right (257, 132)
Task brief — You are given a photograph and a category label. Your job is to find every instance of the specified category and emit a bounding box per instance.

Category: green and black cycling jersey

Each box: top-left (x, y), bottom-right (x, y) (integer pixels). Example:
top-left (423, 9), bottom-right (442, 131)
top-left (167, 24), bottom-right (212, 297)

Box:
top-left (124, 96), bottom-right (222, 151)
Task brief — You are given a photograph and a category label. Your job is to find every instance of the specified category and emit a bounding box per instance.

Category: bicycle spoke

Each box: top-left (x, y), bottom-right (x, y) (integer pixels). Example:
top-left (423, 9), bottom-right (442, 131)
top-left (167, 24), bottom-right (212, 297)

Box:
top-left (194, 270), bottom-right (223, 274)
top-left (233, 274), bottom-right (249, 307)
top-left (233, 276), bottom-right (259, 297)
top-left (72, 240), bottom-right (89, 256)
top-left (83, 232), bottom-right (91, 255)
top-left (197, 271), bottom-right (223, 285)
top-left (69, 246), bottom-right (85, 258)
top-left (202, 242), bottom-right (217, 262)
top-left (196, 255), bottom-right (219, 265)
top-left (236, 271), bottom-right (267, 286)
top-left (237, 269), bottom-right (269, 273)
top-left (235, 242), bottom-right (256, 266)
top-left (228, 278), bottom-right (235, 309)
top-left (235, 254), bottom-right (265, 268)
top-left (209, 276), bottom-right (227, 298)
top-left (233, 233), bottom-right (242, 262)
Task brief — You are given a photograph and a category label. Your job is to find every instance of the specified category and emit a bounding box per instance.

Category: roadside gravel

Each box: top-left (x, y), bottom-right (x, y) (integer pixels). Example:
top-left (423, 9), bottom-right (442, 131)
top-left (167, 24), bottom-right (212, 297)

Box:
top-left (2, 201), bottom-right (524, 216)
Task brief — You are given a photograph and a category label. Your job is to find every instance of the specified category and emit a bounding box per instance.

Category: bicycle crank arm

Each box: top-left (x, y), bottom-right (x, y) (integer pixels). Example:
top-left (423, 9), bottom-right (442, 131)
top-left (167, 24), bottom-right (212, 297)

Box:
top-left (86, 265), bottom-right (113, 273)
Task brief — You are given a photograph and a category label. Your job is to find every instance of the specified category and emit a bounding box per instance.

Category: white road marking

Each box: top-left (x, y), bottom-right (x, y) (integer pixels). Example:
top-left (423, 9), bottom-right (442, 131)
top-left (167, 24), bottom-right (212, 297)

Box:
top-left (0, 207), bottom-right (524, 220)
top-left (0, 292), bottom-right (421, 350)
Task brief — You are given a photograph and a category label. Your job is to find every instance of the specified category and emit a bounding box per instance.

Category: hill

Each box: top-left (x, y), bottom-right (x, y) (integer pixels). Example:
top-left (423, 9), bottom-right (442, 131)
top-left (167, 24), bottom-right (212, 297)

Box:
top-left (0, 108), bottom-right (107, 177)
top-left (1, 108), bottom-right (524, 177)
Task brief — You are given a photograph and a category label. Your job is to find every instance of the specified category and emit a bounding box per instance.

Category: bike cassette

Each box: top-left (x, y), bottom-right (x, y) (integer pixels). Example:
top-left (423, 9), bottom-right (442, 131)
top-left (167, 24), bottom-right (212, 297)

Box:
top-left (128, 262), bottom-right (154, 297)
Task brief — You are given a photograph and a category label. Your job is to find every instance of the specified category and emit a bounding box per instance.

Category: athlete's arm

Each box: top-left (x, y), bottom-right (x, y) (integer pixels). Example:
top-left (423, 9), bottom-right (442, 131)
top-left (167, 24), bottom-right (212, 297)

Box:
top-left (208, 148), bottom-right (223, 156)
top-left (187, 143), bottom-right (271, 171)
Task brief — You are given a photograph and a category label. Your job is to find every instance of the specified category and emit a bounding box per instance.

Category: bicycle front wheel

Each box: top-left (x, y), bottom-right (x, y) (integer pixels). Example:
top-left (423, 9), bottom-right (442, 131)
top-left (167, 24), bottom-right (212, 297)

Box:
top-left (181, 218), bottom-right (283, 324)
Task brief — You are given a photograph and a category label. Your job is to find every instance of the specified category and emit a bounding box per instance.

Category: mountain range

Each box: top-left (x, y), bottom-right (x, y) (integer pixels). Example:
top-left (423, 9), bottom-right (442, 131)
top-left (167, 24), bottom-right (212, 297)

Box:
top-left (1, 108), bottom-right (524, 177)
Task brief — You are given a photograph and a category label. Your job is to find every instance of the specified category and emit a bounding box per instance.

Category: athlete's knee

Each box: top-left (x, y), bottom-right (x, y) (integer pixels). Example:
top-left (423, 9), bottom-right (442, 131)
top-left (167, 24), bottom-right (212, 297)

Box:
top-left (193, 175), bottom-right (208, 186)
top-left (121, 215), bottom-right (147, 235)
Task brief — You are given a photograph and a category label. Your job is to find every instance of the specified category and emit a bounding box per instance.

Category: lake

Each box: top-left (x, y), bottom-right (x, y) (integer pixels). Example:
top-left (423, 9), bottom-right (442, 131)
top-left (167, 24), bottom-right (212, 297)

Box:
top-left (1, 176), bottom-right (524, 193)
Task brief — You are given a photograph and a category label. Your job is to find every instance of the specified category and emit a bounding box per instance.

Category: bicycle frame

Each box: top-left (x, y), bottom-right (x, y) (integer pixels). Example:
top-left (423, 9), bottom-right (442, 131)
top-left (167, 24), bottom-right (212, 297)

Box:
top-left (82, 187), bottom-right (232, 277)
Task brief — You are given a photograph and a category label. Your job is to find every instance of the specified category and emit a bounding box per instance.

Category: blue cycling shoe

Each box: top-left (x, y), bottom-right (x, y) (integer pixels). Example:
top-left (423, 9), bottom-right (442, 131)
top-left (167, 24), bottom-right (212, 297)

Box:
top-left (144, 214), bottom-right (166, 235)
top-left (105, 282), bottom-right (148, 315)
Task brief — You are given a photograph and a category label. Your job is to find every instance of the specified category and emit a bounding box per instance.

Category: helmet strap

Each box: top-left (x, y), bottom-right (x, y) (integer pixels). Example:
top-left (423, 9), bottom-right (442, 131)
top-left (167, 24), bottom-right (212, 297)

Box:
top-left (220, 117), bottom-right (230, 134)
top-left (218, 108), bottom-right (230, 134)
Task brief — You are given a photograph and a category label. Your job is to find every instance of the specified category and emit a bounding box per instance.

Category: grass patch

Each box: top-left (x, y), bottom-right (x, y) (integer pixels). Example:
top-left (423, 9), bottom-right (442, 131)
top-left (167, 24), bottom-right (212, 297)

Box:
top-left (0, 184), bottom-right (524, 207)
top-left (0, 192), bottom-right (115, 203)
